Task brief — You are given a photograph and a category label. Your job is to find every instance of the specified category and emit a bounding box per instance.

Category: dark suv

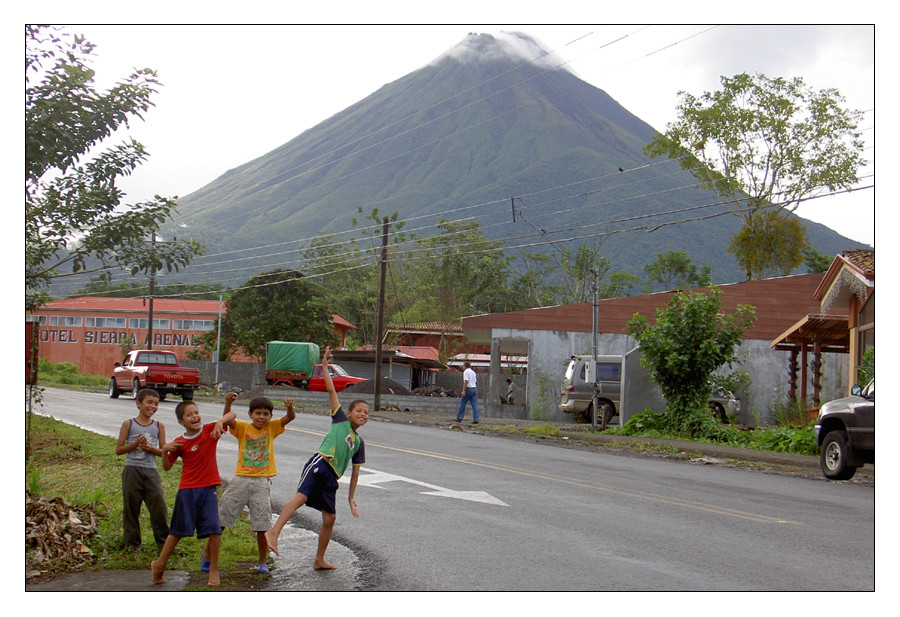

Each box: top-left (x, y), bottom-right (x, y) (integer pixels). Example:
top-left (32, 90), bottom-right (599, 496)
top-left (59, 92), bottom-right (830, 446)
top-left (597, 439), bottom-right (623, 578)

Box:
top-left (815, 379), bottom-right (874, 480)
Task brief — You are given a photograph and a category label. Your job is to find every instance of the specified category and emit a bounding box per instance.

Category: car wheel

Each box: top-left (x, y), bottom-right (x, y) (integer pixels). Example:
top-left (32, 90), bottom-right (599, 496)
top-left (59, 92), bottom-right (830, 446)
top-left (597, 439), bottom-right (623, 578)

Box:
top-left (709, 401), bottom-right (726, 422)
top-left (820, 430), bottom-right (858, 480)
top-left (158, 392), bottom-right (167, 401)
top-left (133, 378), bottom-right (141, 397)
top-left (598, 401), bottom-right (615, 424)
top-left (181, 391), bottom-right (194, 401)
top-left (109, 378), bottom-right (120, 399)
top-left (581, 401), bottom-right (615, 424)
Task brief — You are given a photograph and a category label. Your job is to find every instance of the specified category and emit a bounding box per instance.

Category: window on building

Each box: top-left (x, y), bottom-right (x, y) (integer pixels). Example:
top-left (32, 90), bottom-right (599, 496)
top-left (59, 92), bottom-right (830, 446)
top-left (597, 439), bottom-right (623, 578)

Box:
top-left (86, 317), bottom-right (127, 328)
top-left (128, 319), bottom-right (170, 329)
top-left (48, 315), bottom-right (82, 327)
top-left (173, 319), bottom-right (214, 330)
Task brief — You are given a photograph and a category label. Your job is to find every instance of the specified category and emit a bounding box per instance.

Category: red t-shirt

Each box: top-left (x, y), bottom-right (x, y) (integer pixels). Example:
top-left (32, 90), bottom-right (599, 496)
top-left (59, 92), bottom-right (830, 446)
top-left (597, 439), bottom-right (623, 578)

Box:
top-left (167, 423), bottom-right (223, 489)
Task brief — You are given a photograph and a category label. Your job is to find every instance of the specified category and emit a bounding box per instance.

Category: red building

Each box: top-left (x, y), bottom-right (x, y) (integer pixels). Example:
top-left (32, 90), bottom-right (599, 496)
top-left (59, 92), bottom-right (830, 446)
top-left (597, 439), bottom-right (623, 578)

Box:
top-left (28, 296), bottom-right (358, 377)
top-left (28, 297), bottom-right (223, 376)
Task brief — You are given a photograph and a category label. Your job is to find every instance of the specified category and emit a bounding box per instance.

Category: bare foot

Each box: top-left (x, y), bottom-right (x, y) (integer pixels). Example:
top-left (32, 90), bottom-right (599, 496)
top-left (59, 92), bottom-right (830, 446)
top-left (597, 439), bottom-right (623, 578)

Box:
top-left (151, 560), bottom-right (166, 584)
top-left (264, 530), bottom-right (279, 556)
top-left (314, 560), bottom-right (337, 570)
top-left (207, 574), bottom-right (220, 586)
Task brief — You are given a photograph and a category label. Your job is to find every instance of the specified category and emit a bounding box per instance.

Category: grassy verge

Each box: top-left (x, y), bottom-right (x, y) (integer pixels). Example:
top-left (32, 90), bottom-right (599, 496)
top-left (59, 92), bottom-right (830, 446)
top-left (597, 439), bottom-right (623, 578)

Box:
top-left (25, 414), bottom-right (270, 590)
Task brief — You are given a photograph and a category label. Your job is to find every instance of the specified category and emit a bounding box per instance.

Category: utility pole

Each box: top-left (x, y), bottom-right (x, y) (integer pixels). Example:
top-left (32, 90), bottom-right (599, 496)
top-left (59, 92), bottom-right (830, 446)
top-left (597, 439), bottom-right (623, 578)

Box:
top-left (146, 232), bottom-right (156, 349)
top-left (214, 295), bottom-right (223, 388)
top-left (591, 267), bottom-right (599, 430)
top-left (374, 217), bottom-right (389, 411)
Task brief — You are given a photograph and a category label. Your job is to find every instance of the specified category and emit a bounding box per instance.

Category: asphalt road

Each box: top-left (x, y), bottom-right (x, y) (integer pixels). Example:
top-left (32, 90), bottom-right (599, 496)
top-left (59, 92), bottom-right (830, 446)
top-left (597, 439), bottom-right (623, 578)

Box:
top-left (30, 387), bottom-right (875, 591)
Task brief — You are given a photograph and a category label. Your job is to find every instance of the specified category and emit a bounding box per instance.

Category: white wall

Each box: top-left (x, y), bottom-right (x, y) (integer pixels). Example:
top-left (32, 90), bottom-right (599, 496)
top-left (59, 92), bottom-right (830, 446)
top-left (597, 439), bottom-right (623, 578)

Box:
top-left (490, 328), bottom-right (849, 425)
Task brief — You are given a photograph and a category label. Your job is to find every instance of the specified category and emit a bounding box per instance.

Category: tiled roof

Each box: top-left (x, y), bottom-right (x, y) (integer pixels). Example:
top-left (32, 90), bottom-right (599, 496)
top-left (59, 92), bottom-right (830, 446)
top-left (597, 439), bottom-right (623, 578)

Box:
top-left (842, 249), bottom-right (874, 277)
top-left (331, 314), bottom-right (358, 329)
top-left (386, 322), bottom-right (464, 334)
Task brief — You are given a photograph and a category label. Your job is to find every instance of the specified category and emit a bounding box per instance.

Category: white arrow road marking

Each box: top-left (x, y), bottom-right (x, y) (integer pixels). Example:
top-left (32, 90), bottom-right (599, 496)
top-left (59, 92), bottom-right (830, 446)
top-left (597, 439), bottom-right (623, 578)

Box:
top-left (339, 468), bottom-right (508, 507)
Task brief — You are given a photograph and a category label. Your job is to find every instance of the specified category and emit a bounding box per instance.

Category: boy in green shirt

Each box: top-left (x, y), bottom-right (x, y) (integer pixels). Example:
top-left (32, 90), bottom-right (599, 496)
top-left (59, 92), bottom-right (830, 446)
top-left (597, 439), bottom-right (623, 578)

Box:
top-left (265, 346), bottom-right (368, 570)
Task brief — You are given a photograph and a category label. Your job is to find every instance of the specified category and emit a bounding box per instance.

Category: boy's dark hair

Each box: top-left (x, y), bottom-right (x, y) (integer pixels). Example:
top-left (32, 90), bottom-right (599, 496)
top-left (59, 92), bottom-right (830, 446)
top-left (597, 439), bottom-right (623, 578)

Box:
top-left (174, 400), bottom-right (198, 421)
top-left (136, 388), bottom-right (160, 403)
top-left (347, 399), bottom-right (368, 414)
top-left (248, 396), bottom-right (274, 413)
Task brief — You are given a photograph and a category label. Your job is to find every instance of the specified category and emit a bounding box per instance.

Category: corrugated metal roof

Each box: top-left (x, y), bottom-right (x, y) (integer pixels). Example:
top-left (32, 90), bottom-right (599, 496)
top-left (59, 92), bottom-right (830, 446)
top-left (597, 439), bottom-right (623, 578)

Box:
top-left (462, 273), bottom-right (828, 343)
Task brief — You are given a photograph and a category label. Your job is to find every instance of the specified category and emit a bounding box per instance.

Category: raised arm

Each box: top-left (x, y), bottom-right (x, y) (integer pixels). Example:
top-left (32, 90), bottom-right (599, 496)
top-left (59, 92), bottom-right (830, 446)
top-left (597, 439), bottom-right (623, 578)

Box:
top-left (281, 397), bottom-right (296, 427)
top-left (222, 391), bottom-right (237, 429)
top-left (322, 346), bottom-right (340, 413)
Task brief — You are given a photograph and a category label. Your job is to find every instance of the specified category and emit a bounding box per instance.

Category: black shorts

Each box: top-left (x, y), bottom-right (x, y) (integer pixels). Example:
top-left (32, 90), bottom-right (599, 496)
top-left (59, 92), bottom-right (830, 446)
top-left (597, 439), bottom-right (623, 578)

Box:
top-left (296, 454), bottom-right (338, 514)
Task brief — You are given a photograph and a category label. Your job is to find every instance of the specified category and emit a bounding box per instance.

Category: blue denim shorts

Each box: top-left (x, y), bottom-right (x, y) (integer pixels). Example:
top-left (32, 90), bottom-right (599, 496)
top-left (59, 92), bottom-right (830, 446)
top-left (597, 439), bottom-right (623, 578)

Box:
top-left (169, 486), bottom-right (221, 539)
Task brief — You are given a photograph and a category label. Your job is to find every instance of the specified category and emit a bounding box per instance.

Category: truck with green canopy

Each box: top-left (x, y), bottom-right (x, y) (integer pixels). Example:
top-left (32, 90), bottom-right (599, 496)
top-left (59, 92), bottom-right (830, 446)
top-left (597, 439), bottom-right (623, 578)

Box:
top-left (265, 341), bottom-right (320, 388)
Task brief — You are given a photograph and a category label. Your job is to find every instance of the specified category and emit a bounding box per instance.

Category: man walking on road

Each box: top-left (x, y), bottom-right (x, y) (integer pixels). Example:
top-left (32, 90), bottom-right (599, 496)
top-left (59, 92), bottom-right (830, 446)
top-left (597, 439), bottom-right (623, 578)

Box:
top-left (455, 362), bottom-right (480, 424)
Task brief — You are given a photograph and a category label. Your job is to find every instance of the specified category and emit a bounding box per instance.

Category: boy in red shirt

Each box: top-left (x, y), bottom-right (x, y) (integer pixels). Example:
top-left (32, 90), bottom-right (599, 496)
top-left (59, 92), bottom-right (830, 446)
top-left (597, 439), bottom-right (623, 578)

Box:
top-left (151, 400), bottom-right (236, 587)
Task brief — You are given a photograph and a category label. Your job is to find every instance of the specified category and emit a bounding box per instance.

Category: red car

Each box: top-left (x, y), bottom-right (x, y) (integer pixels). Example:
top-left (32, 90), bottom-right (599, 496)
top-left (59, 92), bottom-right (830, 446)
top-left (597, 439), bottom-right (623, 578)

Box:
top-left (306, 363), bottom-right (367, 392)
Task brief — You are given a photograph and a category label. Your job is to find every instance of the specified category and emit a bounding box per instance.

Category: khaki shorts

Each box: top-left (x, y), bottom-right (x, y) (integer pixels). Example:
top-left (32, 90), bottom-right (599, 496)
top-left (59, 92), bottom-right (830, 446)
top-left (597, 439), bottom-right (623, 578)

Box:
top-left (218, 476), bottom-right (272, 531)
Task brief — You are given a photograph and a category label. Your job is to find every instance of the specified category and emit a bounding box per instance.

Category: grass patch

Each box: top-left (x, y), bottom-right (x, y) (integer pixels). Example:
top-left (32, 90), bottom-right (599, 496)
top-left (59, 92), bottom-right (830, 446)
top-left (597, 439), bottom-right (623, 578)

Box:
top-left (37, 358), bottom-right (109, 388)
top-left (609, 409), bottom-right (818, 456)
top-left (522, 424), bottom-right (562, 438)
top-left (26, 415), bottom-right (268, 590)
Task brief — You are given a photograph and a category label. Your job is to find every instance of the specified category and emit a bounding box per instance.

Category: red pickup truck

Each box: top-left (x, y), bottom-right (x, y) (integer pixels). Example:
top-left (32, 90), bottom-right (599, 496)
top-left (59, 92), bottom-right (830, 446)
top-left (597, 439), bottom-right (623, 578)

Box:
top-left (109, 350), bottom-right (201, 401)
top-left (306, 363), bottom-right (366, 392)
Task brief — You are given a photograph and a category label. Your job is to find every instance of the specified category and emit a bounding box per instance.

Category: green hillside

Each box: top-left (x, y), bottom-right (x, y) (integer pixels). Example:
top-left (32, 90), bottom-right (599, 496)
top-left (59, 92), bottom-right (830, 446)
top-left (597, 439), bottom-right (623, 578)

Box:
top-left (163, 32), bottom-right (866, 287)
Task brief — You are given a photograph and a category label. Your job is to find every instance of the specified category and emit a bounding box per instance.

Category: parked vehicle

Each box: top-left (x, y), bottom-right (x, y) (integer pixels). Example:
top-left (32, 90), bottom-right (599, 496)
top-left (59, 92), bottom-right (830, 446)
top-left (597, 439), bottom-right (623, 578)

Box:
top-left (559, 355), bottom-right (622, 424)
top-left (307, 363), bottom-right (366, 392)
top-left (110, 350), bottom-right (200, 401)
top-left (815, 379), bottom-right (874, 480)
top-left (558, 354), bottom-right (740, 424)
top-left (265, 341), bottom-right (320, 388)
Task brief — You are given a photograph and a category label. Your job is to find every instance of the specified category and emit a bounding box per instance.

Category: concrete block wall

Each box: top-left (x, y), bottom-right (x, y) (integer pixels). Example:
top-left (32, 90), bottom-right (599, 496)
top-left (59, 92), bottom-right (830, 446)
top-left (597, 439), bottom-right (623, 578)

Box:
top-left (252, 387), bottom-right (528, 420)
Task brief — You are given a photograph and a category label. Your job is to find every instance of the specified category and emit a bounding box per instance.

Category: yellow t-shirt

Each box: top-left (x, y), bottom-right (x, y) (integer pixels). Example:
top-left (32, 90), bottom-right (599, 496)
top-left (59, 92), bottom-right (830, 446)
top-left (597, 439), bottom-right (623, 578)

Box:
top-left (230, 420), bottom-right (285, 477)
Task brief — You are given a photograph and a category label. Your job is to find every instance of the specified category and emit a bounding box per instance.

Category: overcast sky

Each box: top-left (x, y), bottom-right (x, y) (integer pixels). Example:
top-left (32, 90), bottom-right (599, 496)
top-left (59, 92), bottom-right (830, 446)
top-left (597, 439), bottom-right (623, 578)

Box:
top-left (47, 22), bottom-right (876, 247)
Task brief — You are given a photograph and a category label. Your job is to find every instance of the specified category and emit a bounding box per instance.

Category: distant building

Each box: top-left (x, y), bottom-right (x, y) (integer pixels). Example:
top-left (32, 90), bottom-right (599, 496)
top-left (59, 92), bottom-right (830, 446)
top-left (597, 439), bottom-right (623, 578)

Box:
top-left (28, 296), bottom-right (357, 376)
top-left (28, 297), bottom-right (222, 376)
top-left (385, 321), bottom-right (487, 358)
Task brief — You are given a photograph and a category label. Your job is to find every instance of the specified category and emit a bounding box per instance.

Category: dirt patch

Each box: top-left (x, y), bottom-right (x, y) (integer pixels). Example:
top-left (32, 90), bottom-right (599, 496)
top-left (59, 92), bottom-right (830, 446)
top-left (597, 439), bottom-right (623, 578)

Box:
top-left (343, 377), bottom-right (410, 396)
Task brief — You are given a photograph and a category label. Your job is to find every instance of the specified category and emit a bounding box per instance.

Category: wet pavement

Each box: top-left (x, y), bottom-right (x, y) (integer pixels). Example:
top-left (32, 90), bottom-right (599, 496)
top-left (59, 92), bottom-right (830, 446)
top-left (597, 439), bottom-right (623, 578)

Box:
top-left (26, 526), bottom-right (362, 592)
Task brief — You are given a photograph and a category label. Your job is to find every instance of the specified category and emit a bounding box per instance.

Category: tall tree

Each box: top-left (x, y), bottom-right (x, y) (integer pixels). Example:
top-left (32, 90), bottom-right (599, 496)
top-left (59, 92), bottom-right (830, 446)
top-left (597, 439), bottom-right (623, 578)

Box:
top-left (300, 208), bottom-right (410, 347)
top-left (222, 269), bottom-right (337, 360)
top-left (644, 72), bottom-right (864, 280)
top-left (404, 219), bottom-right (514, 322)
top-left (26, 26), bottom-right (202, 311)
top-left (726, 209), bottom-right (808, 278)
top-left (802, 245), bottom-right (835, 273)
top-left (558, 243), bottom-right (609, 304)
top-left (643, 250), bottom-right (712, 293)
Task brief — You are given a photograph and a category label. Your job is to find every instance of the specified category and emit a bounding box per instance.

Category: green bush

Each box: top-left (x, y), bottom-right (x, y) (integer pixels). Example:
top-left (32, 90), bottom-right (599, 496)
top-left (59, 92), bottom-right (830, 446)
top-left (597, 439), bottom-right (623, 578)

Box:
top-left (37, 358), bottom-right (108, 387)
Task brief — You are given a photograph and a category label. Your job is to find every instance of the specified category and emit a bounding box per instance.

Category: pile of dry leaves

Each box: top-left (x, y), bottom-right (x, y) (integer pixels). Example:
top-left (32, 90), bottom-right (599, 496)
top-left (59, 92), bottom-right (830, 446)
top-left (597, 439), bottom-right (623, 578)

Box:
top-left (25, 492), bottom-right (98, 571)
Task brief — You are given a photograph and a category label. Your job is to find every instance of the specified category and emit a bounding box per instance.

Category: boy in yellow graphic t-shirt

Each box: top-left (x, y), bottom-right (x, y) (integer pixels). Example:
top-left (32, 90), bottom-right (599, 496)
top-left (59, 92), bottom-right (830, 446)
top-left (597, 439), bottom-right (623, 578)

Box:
top-left (202, 392), bottom-right (295, 574)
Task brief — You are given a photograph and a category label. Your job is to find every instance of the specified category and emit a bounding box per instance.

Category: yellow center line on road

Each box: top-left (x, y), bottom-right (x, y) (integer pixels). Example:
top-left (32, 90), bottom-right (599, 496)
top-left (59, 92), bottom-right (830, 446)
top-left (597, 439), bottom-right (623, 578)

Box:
top-left (286, 426), bottom-right (801, 525)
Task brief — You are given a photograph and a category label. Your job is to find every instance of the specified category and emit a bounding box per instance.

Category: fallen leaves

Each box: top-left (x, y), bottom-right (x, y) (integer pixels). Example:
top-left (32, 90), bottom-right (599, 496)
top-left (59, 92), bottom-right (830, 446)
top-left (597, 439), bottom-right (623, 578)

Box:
top-left (25, 492), bottom-right (98, 569)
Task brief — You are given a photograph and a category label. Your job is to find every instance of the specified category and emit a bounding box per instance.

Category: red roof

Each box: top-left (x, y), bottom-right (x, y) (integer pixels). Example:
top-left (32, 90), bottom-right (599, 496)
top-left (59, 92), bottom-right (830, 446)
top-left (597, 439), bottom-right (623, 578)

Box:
top-left (36, 296), bottom-right (222, 314)
top-left (462, 273), bottom-right (829, 343)
top-left (331, 314), bottom-right (358, 330)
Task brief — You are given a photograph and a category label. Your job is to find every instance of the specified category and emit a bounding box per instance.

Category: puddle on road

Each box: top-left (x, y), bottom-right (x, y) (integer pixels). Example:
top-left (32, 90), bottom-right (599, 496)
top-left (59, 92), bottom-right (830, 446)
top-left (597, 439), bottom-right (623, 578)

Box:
top-left (267, 526), bottom-right (362, 591)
